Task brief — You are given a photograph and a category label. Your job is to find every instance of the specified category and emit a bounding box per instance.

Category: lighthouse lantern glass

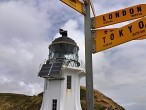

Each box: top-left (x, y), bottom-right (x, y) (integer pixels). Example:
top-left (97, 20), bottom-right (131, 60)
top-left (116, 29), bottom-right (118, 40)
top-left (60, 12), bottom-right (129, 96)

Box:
top-left (49, 43), bottom-right (78, 61)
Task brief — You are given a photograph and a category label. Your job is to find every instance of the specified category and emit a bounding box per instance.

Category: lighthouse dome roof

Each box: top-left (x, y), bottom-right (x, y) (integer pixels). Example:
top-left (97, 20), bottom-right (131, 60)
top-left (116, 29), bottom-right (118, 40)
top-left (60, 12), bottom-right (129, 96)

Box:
top-left (49, 36), bottom-right (79, 50)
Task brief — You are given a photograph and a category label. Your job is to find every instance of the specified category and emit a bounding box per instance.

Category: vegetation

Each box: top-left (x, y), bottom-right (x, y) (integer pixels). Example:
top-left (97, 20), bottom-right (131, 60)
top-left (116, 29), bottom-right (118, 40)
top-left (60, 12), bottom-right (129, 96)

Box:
top-left (0, 93), bottom-right (42, 110)
top-left (80, 87), bottom-right (124, 110)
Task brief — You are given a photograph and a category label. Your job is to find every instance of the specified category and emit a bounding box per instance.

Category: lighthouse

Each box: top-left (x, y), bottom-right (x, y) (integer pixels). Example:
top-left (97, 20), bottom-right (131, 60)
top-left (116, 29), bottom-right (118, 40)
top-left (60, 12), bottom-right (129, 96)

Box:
top-left (38, 29), bottom-right (85, 110)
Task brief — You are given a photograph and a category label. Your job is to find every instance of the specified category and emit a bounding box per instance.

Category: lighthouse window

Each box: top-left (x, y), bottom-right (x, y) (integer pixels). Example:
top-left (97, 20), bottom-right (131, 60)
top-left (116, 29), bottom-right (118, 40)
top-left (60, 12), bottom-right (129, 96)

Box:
top-left (52, 99), bottom-right (57, 110)
top-left (67, 76), bottom-right (72, 89)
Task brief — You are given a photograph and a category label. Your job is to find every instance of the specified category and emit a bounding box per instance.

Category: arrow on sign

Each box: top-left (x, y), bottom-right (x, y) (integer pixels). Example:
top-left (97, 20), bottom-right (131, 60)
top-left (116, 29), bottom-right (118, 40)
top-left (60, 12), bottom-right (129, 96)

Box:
top-left (60, 0), bottom-right (85, 15)
top-left (92, 17), bottom-right (146, 53)
top-left (91, 4), bottom-right (146, 28)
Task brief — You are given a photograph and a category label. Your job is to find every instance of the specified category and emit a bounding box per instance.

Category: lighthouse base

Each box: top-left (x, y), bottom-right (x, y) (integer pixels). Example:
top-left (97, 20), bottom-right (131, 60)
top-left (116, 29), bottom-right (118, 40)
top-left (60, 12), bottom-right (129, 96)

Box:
top-left (40, 67), bottom-right (85, 110)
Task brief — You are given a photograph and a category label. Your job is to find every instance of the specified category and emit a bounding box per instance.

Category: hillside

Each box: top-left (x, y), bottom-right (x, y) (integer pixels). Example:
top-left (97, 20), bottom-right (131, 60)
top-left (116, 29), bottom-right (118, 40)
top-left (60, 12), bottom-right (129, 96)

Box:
top-left (80, 87), bottom-right (125, 110)
top-left (0, 87), bottom-right (125, 110)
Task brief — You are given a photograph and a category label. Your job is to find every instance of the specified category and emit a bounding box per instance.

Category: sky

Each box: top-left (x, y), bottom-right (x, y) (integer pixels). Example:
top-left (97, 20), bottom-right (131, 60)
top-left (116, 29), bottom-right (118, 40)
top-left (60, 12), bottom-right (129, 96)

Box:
top-left (0, 0), bottom-right (146, 110)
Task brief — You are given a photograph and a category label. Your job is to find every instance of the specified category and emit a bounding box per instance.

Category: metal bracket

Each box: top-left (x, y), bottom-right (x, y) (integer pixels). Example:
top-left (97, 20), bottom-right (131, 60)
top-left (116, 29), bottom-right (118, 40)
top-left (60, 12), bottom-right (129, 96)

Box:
top-left (82, 4), bottom-right (86, 15)
top-left (91, 18), bottom-right (95, 29)
top-left (91, 30), bottom-right (96, 53)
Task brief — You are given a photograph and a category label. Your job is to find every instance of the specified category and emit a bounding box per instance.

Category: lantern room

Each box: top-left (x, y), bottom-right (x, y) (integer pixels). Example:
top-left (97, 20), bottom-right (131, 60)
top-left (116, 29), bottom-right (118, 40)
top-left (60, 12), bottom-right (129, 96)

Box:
top-left (38, 29), bottom-right (80, 79)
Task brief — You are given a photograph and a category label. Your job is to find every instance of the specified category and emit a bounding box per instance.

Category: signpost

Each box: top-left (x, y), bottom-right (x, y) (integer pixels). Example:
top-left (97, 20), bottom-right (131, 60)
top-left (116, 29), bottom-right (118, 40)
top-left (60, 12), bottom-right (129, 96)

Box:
top-left (91, 4), bottom-right (146, 28)
top-left (92, 17), bottom-right (146, 53)
top-left (60, 0), bottom-right (85, 15)
top-left (84, 0), bottom-right (94, 110)
top-left (60, 1), bottom-right (146, 110)
top-left (60, 0), bottom-right (94, 110)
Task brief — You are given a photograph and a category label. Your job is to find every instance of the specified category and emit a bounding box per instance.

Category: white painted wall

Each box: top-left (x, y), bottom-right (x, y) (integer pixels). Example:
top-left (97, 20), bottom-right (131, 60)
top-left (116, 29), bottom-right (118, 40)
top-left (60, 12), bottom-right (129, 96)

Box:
top-left (40, 67), bottom-right (85, 110)
top-left (40, 79), bottom-right (62, 110)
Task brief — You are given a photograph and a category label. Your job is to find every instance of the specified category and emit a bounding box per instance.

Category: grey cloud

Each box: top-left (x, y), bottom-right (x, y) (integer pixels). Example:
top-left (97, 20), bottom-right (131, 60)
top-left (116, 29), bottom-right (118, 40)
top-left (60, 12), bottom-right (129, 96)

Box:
top-left (93, 41), bottom-right (146, 109)
top-left (0, 0), bottom-right (51, 95)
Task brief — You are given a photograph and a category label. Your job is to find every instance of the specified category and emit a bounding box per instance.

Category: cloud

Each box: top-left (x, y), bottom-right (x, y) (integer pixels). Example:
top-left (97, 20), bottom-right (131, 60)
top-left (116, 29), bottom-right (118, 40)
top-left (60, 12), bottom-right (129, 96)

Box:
top-left (1, 0), bottom-right (146, 109)
top-left (0, 76), bottom-right (43, 95)
top-left (0, 0), bottom-right (84, 95)
top-left (93, 41), bottom-right (146, 109)
top-left (0, 0), bottom-right (51, 95)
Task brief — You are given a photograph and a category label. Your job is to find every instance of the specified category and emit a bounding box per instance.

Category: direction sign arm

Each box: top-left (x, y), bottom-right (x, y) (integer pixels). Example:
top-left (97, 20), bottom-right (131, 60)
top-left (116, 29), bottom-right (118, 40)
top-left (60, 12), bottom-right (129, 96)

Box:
top-left (60, 0), bottom-right (86, 15)
top-left (93, 17), bottom-right (146, 53)
top-left (91, 4), bottom-right (146, 28)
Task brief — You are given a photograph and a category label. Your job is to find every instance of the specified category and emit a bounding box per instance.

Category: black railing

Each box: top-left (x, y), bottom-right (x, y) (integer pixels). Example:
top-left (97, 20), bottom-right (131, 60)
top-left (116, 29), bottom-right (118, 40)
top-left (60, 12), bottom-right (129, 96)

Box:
top-left (39, 57), bottom-right (85, 71)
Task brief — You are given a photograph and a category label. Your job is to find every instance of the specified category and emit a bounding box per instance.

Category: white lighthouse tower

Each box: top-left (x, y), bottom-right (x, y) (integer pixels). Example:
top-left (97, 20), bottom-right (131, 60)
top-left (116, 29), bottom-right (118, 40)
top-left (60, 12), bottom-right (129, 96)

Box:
top-left (38, 29), bottom-right (85, 110)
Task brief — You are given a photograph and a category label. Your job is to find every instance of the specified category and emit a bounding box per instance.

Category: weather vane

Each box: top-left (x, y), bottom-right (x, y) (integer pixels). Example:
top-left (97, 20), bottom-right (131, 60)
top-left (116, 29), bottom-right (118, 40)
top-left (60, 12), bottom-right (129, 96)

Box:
top-left (59, 29), bottom-right (67, 36)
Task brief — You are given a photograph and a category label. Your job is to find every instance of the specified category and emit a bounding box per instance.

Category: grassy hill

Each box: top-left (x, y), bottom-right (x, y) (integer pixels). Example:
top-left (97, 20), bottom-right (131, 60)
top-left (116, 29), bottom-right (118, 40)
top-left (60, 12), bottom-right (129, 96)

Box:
top-left (80, 87), bottom-right (125, 110)
top-left (0, 87), bottom-right (125, 110)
